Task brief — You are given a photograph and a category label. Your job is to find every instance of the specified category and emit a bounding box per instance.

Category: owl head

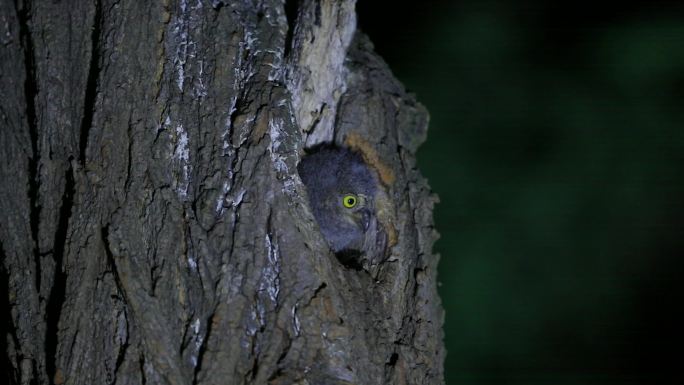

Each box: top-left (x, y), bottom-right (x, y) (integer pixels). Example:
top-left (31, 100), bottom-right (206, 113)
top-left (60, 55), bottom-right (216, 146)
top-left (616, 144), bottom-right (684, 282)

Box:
top-left (298, 146), bottom-right (386, 265)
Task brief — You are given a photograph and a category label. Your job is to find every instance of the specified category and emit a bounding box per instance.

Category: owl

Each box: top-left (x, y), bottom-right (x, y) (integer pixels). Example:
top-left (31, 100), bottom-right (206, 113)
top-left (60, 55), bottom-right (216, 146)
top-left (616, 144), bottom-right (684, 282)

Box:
top-left (298, 146), bottom-right (387, 267)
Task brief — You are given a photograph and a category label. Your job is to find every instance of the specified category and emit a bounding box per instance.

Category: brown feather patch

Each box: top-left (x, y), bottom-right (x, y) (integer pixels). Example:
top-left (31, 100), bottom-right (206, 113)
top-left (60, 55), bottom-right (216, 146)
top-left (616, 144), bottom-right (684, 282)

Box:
top-left (344, 132), bottom-right (395, 187)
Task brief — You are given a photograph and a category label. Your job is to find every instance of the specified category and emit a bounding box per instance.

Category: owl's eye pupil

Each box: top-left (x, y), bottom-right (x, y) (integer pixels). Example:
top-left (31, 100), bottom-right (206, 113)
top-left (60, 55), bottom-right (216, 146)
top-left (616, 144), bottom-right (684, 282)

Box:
top-left (343, 194), bottom-right (357, 208)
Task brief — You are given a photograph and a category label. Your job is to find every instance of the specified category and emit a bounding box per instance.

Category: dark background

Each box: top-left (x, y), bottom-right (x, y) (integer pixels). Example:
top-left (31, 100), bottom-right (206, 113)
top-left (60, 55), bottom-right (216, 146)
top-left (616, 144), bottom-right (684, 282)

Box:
top-left (357, 1), bottom-right (684, 384)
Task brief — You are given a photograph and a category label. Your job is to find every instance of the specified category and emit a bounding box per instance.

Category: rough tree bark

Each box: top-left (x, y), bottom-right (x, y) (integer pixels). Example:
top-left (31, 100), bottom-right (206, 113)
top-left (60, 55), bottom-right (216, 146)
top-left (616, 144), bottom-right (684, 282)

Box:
top-left (0, 0), bottom-right (444, 384)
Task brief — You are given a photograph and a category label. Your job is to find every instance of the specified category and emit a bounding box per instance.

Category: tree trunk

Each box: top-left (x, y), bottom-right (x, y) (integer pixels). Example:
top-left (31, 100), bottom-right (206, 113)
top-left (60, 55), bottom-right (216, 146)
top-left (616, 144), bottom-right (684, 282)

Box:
top-left (0, 1), bottom-right (444, 384)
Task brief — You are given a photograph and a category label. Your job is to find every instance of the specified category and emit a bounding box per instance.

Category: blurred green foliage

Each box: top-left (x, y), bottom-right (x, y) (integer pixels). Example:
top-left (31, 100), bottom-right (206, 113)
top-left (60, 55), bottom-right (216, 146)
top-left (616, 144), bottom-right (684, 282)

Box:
top-left (359, 1), bottom-right (684, 384)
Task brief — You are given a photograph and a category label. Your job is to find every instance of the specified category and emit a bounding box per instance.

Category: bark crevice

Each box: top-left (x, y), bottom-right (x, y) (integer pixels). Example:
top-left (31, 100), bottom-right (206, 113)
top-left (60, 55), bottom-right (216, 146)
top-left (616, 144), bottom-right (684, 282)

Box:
top-left (102, 226), bottom-right (122, 300)
top-left (44, 164), bottom-right (75, 384)
top-left (78, 0), bottom-right (103, 165)
top-left (283, 0), bottom-right (299, 58)
top-left (0, 242), bottom-right (19, 385)
top-left (191, 311), bottom-right (212, 385)
top-left (112, 320), bottom-right (129, 385)
top-left (139, 354), bottom-right (146, 385)
top-left (16, 0), bottom-right (41, 294)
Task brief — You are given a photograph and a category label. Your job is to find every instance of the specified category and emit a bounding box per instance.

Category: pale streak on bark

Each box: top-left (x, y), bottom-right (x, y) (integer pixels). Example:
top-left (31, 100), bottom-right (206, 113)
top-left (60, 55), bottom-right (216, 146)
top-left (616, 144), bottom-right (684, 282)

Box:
top-left (287, 0), bottom-right (357, 147)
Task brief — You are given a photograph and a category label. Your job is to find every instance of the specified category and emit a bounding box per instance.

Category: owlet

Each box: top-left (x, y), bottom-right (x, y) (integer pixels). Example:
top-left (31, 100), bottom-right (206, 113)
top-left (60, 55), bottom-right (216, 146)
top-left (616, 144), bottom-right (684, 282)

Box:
top-left (298, 146), bottom-right (387, 267)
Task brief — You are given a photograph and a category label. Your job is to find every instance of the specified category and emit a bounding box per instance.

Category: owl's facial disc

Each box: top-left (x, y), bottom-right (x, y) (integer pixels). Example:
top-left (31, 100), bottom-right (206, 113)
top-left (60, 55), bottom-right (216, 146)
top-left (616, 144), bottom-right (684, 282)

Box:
top-left (338, 193), bottom-right (372, 229)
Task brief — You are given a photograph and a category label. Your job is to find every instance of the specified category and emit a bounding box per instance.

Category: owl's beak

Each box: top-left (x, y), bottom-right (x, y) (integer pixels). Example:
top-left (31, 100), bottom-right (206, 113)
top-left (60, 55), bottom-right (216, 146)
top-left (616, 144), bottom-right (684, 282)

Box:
top-left (360, 208), bottom-right (372, 232)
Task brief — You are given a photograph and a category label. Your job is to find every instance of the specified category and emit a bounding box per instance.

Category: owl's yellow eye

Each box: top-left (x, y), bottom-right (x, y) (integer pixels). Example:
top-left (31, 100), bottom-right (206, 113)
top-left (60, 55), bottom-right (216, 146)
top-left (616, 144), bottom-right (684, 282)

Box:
top-left (342, 194), bottom-right (357, 208)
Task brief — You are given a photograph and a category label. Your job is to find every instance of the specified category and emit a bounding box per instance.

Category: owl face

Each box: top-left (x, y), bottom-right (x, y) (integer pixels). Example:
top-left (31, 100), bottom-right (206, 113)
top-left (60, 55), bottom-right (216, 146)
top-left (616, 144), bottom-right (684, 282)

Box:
top-left (298, 146), bottom-right (381, 258)
top-left (319, 191), bottom-right (373, 253)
